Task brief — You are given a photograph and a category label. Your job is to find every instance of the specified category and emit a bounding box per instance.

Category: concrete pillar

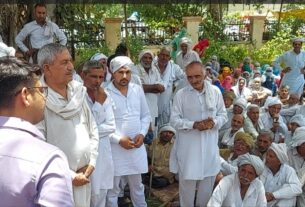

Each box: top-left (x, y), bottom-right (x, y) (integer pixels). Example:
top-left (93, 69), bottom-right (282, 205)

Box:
top-left (182, 16), bottom-right (202, 46)
top-left (249, 15), bottom-right (266, 48)
top-left (104, 17), bottom-right (123, 52)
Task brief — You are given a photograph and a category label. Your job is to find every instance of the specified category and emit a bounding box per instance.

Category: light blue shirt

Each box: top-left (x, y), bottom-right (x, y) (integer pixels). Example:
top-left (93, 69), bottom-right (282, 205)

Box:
top-left (15, 20), bottom-right (67, 52)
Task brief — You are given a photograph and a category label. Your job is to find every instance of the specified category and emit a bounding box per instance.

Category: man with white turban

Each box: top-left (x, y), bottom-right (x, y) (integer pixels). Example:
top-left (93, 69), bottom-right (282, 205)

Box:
top-left (273, 37), bottom-right (305, 95)
top-left (280, 93), bottom-right (301, 123)
top-left (260, 143), bottom-right (302, 207)
top-left (287, 127), bottom-right (305, 206)
top-left (134, 49), bottom-right (165, 144)
top-left (220, 114), bottom-right (245, 148)
top-left (175, 37), bottom-right (201, 71)
top-left (208, 153), bottom-right (267, 207)
top-left (244, 104), bottom-right (264, 139)
top-left (286, 114), bottom-right (305, 145)
top-left (106, 56), bottom-right (151, 207)
top-left (90, 52), bottom-right (112, 84)
top-left (261, 96), bottom-right (288, 143)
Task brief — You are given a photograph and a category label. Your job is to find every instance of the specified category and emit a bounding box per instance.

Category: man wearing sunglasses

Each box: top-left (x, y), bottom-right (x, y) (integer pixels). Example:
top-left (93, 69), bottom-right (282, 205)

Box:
top-left (0, 57), bottom-right (73, 206)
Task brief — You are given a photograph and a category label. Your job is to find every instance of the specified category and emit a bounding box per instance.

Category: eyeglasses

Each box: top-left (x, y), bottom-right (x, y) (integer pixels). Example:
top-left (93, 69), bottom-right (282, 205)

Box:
top-left (15, 86), bottom-right (48, 97)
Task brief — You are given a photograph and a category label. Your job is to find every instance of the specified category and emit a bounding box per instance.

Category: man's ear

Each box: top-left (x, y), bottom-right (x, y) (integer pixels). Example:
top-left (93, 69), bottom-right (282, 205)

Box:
top-left (42, 64), bottom-right (50, 75)
top-left (20, 87), bottom-right (30, 107)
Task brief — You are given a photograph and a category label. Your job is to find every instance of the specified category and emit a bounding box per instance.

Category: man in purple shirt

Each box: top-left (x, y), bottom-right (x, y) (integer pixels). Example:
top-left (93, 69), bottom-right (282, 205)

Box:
top-left (0, 57), bottom-right (74, 206)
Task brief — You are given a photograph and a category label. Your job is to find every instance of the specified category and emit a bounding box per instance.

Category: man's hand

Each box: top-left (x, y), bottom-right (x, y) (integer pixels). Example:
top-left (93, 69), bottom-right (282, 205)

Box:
top-left (95, 87), bottom-right (107, 104)
top-left (148, 165), bottom-right (154, 172)
top-left (282, 67), bottom-right (291, 73)
top-left (119, 136), bottom-right (135, 150)
top-left (265, 192), bottom-right (275, 202)
top-left (134, 134), bottom-right (144, 148)
top-left (72, 173), bottom-right (90, 186)
top-left (76, 165), bottom-right (95, 178)
top-left (193, 118), bottom-right (215, 131)
top-left (155, 84), bottom-right (165, 93)
top-left (25, 49), bottom-right (33, 57)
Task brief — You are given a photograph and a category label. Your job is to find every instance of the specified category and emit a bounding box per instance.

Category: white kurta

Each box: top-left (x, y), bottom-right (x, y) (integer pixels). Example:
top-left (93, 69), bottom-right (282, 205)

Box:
top-left (136, 64), bottom-right (164, 125)
top-left (260, 111), bottom-right (288, 143)
top-left (243, 115), bottom-right (264, 139)
top-left (273, 50), bottom-right (305, 95)
top-left (231, 85), bottom-right (252, 100)
top-left (220, 127), bottom-right (244, 148)
top-left (86, 94), bottom-right (115, 193)
top-left (207, 173), bottom-right (267, 207)
top-left (170, 84), bottom-right (227, 179)
top-left (175, 50), bottom-right (201, 71)
top-left (288, 148), bottom-right (305, 207)
top-left (37, 80), bottom-right (99, 207)
top-left (106, 82), bottom-right (151, 176)
top-left (260, 164), bottom-right (302, 207)
top-left (280, 104), bottom-right (301, 123)
top-left (154, 61), bottom-right (185, 125)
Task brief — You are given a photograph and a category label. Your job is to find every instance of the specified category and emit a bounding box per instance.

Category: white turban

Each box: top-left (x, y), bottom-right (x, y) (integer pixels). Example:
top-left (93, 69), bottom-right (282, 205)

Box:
top-left (247, 104), bottom-right (260, 112)
top-left (159, 124), bottom-right (176, 135)
top-left (0, 42), bottom-right (15, 57)
top-left (264, 96), bottom-right (281, 109)
top-left (292, 37), bottom-right (304, 43)
top-left (290, 114), bottom-right (305, 127)
top-left (234, 98), bottom-right (248, 111)
top-left (269, 143), bottom-right (288, 164)
top-left (290, 126), bottom-right (305, 148)
top-left (138, 50), bottom-right (154, 62)
top-left (109, 56), bottom-right (133, 73)
top-left (238, 153), bottom-right (264, 176)
top-left (90, 53), bottom-right (107, 61)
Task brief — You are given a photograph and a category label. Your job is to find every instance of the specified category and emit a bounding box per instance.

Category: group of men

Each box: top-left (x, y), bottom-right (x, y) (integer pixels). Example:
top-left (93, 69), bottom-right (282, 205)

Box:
top-left (2, 3), bottom-right (305, 207)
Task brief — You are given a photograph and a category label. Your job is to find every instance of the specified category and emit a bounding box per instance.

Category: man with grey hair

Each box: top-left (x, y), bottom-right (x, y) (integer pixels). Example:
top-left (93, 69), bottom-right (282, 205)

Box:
top-left (253, 129), bottom-right (274, 160)
top-left (244, 104), bottom-right (264, 139)
top-left (134, 49), bottom-right (165, 144)
top-left (154, 46), bottom-right (185, 125)
top-left (36, 43), bottom-right (99, 207)
top-left (170, 61), bottom-right (227, 206)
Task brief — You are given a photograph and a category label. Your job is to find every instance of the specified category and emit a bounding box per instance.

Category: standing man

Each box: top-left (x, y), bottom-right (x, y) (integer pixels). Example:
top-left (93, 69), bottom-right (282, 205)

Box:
top-left (16, 3), bottom-right (67, 63)
top-left (81, 60), bottom-right (115, 207)
top-left (154, 46), bottom-right (185, 125)
top-left (170, 61), bottom-right (228, 206)
top-left (273, 37), bottom-right (305, 95)
top-left (37, 43), bottom-right (99, 207)
top-left (106, 56), bottom-right (151, 207)
top-left (0, 57), bottom-right (73, 206)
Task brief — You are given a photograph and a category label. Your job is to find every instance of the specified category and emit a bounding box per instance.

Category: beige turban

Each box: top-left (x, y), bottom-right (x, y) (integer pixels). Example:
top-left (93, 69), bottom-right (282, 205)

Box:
top-left (290, 127), bottom-right (305, 148)
top-left (109, 56), bottom-right (133, 73)
top-left (290, 114), bottom-right (305, 127)
top-left (138, 49), bottom-right (154, 62)
top-left (223, 91), bottom-right (236, 101)
top-left (159, 124), bottom-right (176, 135)
top-left (238, 153), bottom-right (264, 176)
top-left (234, 132), bottom-right (255, 150)
top-left (269, 143), bottom-right (288, 164)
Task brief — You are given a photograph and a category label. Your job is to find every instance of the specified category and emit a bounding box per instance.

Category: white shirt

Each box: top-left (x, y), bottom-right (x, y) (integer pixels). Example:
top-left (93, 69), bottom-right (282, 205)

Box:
top-left (221, 127), bottom-right (244, 148)
top-left (243, 115), bottom-right (264, 139)
top-left (208, 173), bottom-right (267, 207)
top-left (175, 50), bottom-right (201, 71)
top-left (260, 164), bottom-right (302, 207)
top-left (106, 82), bottom-right (151, 176)
top-left (15, 20), bottom-right (67, 52)
top-left (231, 85), bottom-right (252, 100)
top-left (86, 94), bottom-right (115, 192)
top-left (170, 84), bottom-right (227, 179)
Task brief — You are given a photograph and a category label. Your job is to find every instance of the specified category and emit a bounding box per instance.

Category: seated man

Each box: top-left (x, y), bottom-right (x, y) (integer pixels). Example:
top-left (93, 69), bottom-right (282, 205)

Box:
top-left (280, 93), bottom-right (301, 123)
top-left (220, 114), bottom-right (244, 148)
top-left (220, 132), bottom-right (254, 175)
top-left (252, 129), bottom-right (274, 160)
top-left (260, 143), bottom-right (302, 207)
top-left (286, 114), bottom-right (305, 145)
top-left (145, 125), bottom-right (176, 188)
top-left (244, 104), bottom-right (264, 140)
top-left (249, 77), bottom-right (272, 106)
top-left (287, 127), bottom-right (305, 206)
top-left (208, 153), bottom-right (266, 207)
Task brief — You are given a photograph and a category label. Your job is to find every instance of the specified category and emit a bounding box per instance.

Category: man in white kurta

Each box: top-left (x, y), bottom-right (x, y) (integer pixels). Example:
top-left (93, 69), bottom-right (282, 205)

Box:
top-left (81, 60), bottom-right (115, 207)
top-left (106, 56), bottom-right (151, 207)
top-left (154, 47), bottom-right (185, 125)
top-left (36, 43), bottom-right (99, 207)
top-left (273, 37), bottom-right (305, 95)
top-left (208, 153), bottom-right (267, 207)
top-left (260, 143), bottom-right (302, 207)
top-left (287, 126), bottom-right (305, 206)
top-left (170, 61), bottom-right (227, 206)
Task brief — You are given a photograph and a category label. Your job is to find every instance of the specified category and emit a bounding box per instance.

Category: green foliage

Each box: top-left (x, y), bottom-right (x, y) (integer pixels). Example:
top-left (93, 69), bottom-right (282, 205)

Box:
top-left (74, 44), bottom-right (110, 67)
top-left (124, 36), bottom-right (145, 63)
top-left (199, 13), bottom-right (228, 41)
top-left (252, 30), bottom-right (293, 65)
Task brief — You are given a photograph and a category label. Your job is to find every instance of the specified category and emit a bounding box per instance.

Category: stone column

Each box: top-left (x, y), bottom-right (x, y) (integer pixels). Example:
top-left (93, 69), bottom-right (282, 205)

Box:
top-left (249, 15), bottom-right (266, 48)
top-left (104, 17), bottom-right (123, 52)
top-left (182, 16), bottom-right (202, 46)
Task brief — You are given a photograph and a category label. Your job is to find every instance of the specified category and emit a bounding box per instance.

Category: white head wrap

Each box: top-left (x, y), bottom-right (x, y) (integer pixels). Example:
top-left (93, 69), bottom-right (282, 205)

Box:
top-left (238, 153), bottom-right (264, 176)
top-left (0, 42), bottom-right (15, 57)
top-left (109, 56), bottom-right (133, 73)
top-left (90, 53), bottom-right (107, 61)
top-left (138, 49), bottom-right (154, 62)
top-left (247, 103), bottom-right (260, 112)
top-left (264, 96), bottom-right (282, 109)
top-left (234, 98), bottom-right (248, 111)
top-left (269, 143), bottom-right (288, 164)
top-left (290, 114), bottom-right (305, 127)
top-left (292, 37), bottom-right (305, 43)
top-left (290, 126), bottom-right (305, 148)
top-left (159, 124), bottom-right (176, 135)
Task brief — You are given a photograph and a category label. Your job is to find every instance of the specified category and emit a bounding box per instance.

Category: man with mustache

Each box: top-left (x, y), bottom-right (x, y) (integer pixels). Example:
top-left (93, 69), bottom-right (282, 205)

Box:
top-left (208, 153), bottom-right (267, 207)
top-left (36, 43), bottom-right (99, 207)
